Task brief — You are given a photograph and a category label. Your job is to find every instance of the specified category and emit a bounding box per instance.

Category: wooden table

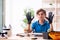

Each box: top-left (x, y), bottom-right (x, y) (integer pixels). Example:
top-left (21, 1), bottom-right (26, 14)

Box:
top-left (0, 33), bottom-right (45, 40)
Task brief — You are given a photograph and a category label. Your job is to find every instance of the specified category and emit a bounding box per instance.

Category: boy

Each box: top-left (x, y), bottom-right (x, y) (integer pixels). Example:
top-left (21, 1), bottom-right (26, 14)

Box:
top-left (24, 9), bottom-right (53, 33)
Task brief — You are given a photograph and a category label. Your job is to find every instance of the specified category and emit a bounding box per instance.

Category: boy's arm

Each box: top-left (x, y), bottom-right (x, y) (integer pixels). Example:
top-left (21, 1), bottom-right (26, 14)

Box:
top-left (24, 24), bottom-right (32, 33)
top-left (46, 12), bottom-right (54, 32)
top-left (50, 23), bottom-right (53, 32)
top-left (24, 12), bottom-right (34, 33)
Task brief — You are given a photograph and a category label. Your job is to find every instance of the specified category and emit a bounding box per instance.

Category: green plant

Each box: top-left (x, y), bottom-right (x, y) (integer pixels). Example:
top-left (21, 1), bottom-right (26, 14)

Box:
top-left (23, 8), bottom-right (34, 24)
top-left (23, 18), bottom-right (28, 24)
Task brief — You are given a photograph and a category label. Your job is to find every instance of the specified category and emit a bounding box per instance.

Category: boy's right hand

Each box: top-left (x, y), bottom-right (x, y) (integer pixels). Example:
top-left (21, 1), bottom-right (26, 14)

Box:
top-left (26, 12), bottom-right (34, 24)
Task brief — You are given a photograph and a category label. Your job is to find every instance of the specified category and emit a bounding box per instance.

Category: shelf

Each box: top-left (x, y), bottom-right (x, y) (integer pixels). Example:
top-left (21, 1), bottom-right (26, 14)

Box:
top-left (55, 16), bottom-right (60, 23)
top-left (42, 8), bottom-right (55, 10)
top-left (57, 0), bottom-right (60, 3)
top-left (42, 2), bottom-right (56, 8)
top-left (57, 4), bottom-right (60, 8)
top-left (42, 0), bottom-right (55, 3)
top-left (42, 0), bottom-right (60, 8)
top-left (56, 23), bottom-right (60, 31)
top-left (42, 0), bottom-right (60, 3)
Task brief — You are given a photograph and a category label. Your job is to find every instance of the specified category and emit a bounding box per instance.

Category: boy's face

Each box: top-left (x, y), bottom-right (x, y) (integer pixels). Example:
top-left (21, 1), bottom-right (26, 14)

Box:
top-left (37, 11), bottom-right (46, 20)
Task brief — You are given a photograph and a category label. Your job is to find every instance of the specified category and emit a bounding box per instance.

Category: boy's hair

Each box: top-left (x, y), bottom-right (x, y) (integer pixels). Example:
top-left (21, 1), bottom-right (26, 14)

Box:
top-left (36, 9), bottom-right (46, 15)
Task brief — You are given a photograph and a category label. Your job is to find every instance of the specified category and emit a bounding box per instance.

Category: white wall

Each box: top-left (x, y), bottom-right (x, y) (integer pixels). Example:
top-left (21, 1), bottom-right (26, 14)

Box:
top-left (5, 0), bottom-right (42, 35)
top-left (5, 0), bottom-right (59, 35)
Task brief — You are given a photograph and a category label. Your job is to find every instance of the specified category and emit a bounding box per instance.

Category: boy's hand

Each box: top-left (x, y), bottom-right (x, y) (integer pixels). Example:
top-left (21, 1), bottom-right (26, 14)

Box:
top-left (46, 12), bottom-right (54, 24)
top-left (26, 12), bottom-right (34, 24)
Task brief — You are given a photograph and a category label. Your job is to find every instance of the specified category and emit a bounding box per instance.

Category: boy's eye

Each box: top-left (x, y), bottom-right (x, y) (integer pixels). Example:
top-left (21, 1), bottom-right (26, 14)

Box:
top-left (38, 14), bottom-right (43, 15)
top-left (41, 14), bottom-right (43, 15)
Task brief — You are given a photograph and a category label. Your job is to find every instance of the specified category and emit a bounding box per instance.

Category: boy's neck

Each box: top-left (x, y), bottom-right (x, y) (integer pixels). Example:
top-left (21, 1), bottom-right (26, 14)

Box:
top-left (39, 20), bottom-right (44, 25)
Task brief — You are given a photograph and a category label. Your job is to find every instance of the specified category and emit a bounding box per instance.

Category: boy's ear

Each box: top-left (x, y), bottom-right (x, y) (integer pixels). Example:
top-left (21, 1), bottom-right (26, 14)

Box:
top-left (45, 15), bottom-right (46, 17)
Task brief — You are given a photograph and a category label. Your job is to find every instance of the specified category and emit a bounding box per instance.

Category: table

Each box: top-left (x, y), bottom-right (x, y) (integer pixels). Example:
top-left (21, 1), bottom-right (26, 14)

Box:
top-left (0, 33), bottom-right (49, 40)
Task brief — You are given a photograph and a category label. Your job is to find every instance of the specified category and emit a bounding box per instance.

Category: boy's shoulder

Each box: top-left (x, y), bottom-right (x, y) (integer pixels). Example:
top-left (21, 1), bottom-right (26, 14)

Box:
top-left (44, 20), bottom-right (49, 24)
top-left (32, 20), bottom-right (38, 24)
top-left (31, 20), bottom-right (49, 25)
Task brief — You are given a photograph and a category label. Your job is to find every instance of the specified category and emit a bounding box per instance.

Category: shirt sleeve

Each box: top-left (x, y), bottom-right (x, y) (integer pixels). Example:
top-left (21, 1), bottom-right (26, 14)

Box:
top-left (31, 22), bottom-right (35, 30)
top-left (47, 23), bottom-right (50, 32)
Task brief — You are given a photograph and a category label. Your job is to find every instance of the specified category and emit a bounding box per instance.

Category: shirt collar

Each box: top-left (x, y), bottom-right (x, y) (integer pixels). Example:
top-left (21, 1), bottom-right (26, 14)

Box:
top-left (37, 20), bottom-right (47, 26)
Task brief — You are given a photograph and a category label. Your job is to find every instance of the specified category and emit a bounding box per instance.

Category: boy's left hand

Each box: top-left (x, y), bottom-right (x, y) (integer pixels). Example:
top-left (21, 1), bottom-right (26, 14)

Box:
top-left (46, 12), bottom-right (54, 24)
